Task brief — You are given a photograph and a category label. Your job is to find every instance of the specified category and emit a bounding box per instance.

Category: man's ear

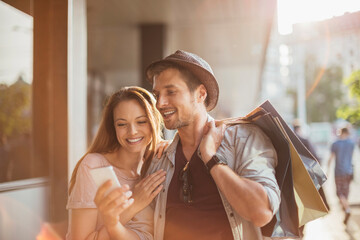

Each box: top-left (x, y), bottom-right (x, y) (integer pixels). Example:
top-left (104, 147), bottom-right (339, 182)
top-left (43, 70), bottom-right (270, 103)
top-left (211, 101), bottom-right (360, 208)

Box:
top-left (197, 84), bottom-right (207, 104)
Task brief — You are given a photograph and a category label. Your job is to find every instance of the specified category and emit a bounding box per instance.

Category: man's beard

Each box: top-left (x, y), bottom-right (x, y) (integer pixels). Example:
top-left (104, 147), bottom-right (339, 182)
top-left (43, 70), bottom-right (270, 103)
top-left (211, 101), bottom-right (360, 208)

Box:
top-left (162, 98), bottom-right (196, 130)
top-left (164, 117), bottom-right (190, 130)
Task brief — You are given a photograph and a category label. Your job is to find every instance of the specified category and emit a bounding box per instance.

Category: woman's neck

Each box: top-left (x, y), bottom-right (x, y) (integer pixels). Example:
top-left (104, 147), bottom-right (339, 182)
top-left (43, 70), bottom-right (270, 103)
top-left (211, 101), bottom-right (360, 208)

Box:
top-left (105, 148), bottom-right (144, 177)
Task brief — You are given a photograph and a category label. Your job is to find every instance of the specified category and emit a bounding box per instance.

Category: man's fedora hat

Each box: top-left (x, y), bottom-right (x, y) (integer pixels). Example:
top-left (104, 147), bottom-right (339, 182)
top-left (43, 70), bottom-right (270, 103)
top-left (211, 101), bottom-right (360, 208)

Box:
top-left (145, 50), bottom-right (219, 111)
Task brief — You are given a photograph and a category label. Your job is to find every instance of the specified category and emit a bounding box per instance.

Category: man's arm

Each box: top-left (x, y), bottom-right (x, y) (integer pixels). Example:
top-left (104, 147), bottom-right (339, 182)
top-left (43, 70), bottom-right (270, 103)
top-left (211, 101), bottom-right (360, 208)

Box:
top-left (200, 121), bottom-right (278, 227)
top-left (209, 165), bottom-right (273, 227)
top-left (327, 152), bottom-right (335, 176)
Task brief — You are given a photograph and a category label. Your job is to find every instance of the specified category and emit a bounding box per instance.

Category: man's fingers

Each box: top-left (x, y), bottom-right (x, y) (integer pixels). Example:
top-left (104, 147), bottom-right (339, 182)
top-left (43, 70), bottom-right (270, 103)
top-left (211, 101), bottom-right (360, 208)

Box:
top-left (203, 120), bottom-right (214, 135)
top-left (209, 120), bottom-right (216, 131)
top-left (155, 140), bottom-right (171, 158)
top-left (220, 122), bottom-right (226, 135)
top-left (157, 144), bottom-right (164, 158)
top-left (215, 119), bottom-right (223, 127)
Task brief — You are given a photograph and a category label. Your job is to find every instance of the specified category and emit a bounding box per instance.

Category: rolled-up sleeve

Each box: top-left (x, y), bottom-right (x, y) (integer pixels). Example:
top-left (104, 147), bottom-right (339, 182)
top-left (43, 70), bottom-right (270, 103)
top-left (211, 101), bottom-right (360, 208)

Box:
top-left (234, 125), bottom-right (281, 214)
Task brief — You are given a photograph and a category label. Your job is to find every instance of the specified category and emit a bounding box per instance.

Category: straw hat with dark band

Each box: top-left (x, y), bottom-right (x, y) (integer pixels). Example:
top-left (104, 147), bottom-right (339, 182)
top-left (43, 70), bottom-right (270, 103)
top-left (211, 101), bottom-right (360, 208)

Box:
top-left (145, 50), bottom-right (219, 111)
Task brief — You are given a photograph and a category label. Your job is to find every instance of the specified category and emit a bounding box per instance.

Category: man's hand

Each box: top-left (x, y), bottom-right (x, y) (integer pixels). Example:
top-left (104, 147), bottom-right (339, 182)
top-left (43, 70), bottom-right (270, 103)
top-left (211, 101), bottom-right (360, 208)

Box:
top-left (199, 120), bottom-right (226, 163)
top-left (155, 140), bottom-right (171, 158)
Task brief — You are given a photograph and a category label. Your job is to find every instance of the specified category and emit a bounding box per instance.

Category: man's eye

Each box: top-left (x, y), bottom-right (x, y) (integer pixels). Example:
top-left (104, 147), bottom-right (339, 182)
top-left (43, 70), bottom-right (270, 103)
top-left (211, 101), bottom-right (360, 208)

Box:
top-left (168, 90), bottom-right (175, 95)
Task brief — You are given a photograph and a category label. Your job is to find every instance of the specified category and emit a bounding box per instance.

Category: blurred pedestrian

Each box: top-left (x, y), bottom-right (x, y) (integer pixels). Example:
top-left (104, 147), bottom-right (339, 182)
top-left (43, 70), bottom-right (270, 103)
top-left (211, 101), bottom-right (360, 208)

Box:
top-left (292, 119), bottom-right (320, 161)
top-left (328, 127), bottom-right (355, 225)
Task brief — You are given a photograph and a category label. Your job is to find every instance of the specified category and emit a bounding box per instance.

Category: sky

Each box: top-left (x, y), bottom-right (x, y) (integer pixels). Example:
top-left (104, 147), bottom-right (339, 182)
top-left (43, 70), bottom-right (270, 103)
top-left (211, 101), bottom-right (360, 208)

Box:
top-left (277, 0), bottom-right (360, 35)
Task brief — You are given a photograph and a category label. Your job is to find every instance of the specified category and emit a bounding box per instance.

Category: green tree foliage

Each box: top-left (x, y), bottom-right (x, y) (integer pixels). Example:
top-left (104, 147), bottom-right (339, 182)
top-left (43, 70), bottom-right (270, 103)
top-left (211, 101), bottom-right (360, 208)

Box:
top-left (0, 76), bottom-right (31, 143)
top-left (305, 65), bottom-right (345, 122)
top-left (337, 70), bottom-right (360, 127)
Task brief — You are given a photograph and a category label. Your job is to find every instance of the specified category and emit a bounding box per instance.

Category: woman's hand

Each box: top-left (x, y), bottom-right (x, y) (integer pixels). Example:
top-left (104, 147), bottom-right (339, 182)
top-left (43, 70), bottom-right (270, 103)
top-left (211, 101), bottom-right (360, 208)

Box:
top-left (131, 169), bottom-right (166, 212)
top-left (155, 139), bottom-right (171, 158)
top-left (94, 180), bottom-right (134, 227)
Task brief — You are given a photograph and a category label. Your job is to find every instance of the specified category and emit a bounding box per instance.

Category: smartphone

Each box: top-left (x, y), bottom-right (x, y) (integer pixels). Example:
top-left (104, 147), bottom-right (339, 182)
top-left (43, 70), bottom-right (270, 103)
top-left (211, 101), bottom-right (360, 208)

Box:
top-left (90, 166), bottom-right (121, 195)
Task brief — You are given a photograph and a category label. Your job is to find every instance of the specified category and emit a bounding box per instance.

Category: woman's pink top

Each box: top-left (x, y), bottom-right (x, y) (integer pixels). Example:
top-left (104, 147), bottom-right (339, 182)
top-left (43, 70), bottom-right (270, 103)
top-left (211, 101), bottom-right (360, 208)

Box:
top-left (66, 153), bottom-right (153, 240)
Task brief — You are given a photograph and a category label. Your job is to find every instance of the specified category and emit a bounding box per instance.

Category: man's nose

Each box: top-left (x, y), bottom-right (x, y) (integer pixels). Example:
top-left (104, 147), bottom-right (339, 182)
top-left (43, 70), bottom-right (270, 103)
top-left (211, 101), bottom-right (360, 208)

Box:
top-left (156, 95), bottom-right (168, 109)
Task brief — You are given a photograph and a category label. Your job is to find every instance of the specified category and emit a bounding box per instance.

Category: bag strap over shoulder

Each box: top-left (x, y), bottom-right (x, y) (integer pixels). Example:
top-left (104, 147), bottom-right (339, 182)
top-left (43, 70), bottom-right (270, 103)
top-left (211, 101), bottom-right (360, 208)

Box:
top-left (218, 107), bottom-right (267, 126)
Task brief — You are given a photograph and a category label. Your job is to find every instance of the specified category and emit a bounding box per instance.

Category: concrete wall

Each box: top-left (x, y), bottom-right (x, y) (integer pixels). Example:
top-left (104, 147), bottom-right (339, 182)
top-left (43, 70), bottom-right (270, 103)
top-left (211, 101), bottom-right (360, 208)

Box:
top-left (87, 0), bottom-right (276, 119)
top-left (88, 26), bottom-right (141, 93)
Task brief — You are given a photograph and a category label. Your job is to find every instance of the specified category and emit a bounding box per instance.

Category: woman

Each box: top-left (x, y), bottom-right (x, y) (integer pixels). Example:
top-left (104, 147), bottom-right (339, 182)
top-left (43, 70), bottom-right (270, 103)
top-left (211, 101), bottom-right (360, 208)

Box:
top-left (67, 86), bottom-right (167, 239)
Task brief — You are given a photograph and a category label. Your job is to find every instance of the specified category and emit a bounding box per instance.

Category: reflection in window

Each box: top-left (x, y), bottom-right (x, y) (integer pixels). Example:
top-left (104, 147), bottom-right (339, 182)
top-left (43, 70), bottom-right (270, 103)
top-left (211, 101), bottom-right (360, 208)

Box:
top-left (0, 2), bottom-right (33, 183)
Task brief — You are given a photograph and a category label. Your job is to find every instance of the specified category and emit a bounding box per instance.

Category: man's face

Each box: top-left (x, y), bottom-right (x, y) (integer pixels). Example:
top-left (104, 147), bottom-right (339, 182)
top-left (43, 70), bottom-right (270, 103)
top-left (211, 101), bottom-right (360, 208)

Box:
top-left (152, 68), bottom-right (198, 130)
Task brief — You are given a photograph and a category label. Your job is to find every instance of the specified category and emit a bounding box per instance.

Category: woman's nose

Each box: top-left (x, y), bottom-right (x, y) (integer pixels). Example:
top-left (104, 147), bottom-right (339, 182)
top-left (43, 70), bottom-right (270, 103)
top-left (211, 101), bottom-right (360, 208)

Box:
top-left (128, 124), bottom-right (138, 135)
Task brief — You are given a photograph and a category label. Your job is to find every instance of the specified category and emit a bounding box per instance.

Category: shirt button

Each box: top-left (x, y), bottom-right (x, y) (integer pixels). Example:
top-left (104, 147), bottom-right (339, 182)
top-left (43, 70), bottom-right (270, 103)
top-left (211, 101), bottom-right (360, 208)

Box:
top-left (162, 189), bottom-right (165, 192)
top-left (230, 213), bottom-right (234, 217)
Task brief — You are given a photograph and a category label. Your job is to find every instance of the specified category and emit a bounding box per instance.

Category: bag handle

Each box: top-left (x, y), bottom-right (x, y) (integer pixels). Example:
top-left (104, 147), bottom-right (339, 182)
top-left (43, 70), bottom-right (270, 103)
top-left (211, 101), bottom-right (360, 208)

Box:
top-left (217, 107), bottom-right (267, 126)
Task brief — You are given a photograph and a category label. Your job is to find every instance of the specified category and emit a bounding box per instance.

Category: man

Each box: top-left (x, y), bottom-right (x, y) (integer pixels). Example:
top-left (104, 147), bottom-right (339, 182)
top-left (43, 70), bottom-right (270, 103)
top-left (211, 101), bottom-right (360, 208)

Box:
top-left (328, 127), bottom-right (355, 225)
top-left (145, 50), bottom-right (280, 239)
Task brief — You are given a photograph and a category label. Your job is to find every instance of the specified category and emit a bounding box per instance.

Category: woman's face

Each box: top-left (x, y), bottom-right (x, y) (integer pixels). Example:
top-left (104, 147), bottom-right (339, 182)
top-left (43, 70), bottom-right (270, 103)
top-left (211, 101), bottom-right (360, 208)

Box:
top-left (113, 99), bottom-right (152, 154)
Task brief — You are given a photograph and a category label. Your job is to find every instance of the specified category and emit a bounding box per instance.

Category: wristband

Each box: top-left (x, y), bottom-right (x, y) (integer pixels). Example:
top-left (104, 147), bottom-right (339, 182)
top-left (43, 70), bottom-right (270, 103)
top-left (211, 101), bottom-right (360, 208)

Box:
top-left (206, 155), bottom-right (227, 172)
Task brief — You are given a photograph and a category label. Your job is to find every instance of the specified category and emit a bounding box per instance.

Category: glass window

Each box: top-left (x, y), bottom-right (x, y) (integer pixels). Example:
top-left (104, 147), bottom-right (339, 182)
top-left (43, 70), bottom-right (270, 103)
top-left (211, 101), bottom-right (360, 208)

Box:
top-left (0, 2), bottom-right (34, 183)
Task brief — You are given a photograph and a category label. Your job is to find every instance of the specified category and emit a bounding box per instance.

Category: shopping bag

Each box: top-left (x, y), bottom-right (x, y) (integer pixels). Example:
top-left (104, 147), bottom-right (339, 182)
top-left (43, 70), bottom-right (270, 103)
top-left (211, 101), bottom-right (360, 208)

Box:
top-left (274, 117), bottom-right (328, 227)
top-left (222, 109), bottom-right (300, 237)
top-left (221, 100), bottom-right (328, 238)
top-left (259, 101), bottom-right (327, 190)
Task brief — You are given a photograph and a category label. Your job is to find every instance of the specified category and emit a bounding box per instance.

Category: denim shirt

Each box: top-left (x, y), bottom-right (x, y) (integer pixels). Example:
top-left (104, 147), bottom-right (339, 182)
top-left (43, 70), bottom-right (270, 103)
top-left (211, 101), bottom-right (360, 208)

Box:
top-left (147, 116), bottom-right (280, 240)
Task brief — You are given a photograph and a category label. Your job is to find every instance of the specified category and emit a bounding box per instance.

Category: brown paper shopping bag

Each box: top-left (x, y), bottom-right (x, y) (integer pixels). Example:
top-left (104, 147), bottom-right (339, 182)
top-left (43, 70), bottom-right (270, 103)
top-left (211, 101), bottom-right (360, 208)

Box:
top-left (274, 117), bottom-right (328, 226)
top-left (220, 101), bottom-right (328, 237)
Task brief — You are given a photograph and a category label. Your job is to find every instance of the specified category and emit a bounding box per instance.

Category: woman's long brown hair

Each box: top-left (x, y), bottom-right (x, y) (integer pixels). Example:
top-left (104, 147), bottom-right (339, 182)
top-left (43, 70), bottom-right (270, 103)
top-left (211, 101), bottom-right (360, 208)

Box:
top-left (68, 86), bottom-right (163, 194)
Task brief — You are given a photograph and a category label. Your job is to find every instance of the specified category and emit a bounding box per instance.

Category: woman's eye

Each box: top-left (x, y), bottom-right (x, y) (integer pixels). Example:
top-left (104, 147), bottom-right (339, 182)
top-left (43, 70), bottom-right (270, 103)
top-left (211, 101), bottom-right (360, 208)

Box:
top-left (117, 123), bottom-right (126, 127)
top-left (138, 121), bottom-right (147, 124)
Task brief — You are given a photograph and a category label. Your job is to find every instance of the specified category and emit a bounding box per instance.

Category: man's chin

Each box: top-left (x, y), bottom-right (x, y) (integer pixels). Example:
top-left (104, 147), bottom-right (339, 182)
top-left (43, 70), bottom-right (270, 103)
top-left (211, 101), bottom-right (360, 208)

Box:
top-left (164, 121), bottom-right (188, 130)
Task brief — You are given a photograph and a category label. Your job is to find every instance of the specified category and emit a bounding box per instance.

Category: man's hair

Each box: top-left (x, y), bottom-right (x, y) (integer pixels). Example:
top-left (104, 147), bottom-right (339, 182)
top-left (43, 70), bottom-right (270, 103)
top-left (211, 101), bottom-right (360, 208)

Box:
top-left (293, 125), bottom-right (300, 132)
top-left (340, 127), bottom-right (349, 135)
top-left (151, 62), bottom-right (209, 107)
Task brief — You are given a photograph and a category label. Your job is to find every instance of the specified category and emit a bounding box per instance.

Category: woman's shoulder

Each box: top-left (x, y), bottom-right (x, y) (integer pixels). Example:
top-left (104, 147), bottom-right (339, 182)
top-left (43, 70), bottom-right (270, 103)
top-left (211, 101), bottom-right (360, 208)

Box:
top-left (81, 153), bottom-right (110, 169)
